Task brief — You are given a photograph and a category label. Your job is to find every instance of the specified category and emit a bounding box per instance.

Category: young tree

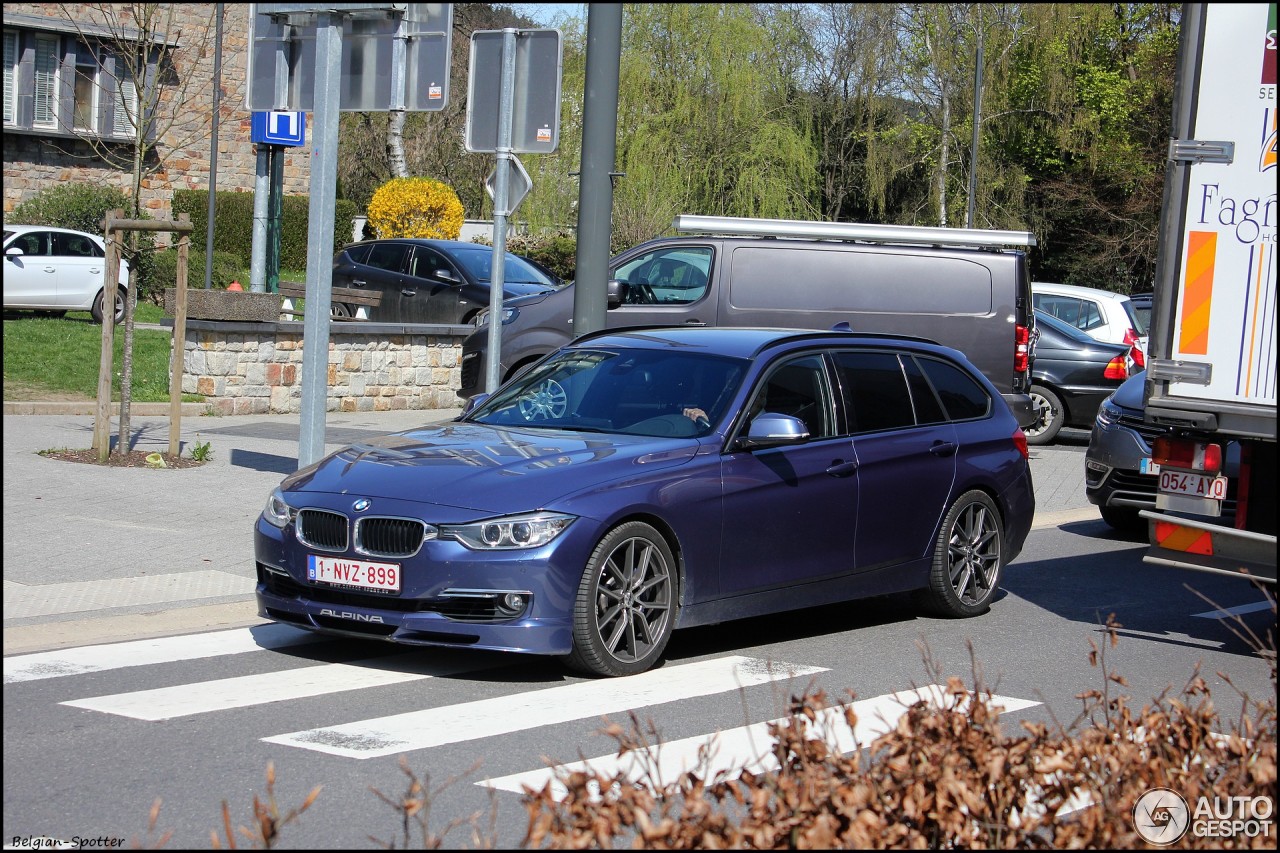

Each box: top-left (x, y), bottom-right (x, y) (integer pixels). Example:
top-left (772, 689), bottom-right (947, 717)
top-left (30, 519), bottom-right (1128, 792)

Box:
top-left (55, 2), bottom-right (216, 456)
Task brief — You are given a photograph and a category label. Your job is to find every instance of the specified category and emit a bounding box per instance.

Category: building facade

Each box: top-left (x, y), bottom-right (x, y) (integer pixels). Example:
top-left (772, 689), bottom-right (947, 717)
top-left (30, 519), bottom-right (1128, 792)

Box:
top-left (3, 3), bottom-right (311, 219)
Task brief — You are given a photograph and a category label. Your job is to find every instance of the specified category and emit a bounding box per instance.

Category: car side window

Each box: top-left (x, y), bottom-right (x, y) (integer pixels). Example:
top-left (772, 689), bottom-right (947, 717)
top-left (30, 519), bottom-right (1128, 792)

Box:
top-left (831, 351), bottom-right (916, 434)
top-left (51, 233), bottom-right (102, 258)
top-left (9, 231), bottom-right (49, 256)
top-left (365, 243), bottom-right (410, 273)
top-left (613, 247), bottom-right (711, 305)
top-left (745, 354), bottom-right (835, 439)
top-left (409, 248), bottom-right (449, 282)
top-left (917, 357), bottom-right (992, 421)
top-left (344, 244), bottom-right (373, 265)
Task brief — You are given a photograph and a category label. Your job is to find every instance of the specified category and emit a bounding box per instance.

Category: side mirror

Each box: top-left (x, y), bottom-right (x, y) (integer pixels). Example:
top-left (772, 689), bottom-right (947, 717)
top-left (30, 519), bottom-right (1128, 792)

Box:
top-left (606, 279), bottom-right (624, 309)
top-left (434, 269), bottom-right (461, 284)
top-left (735, 413), bottom-right (810, 450)
top-left (460, 393), bottom-right (491, 417)
top-left (5, 247), bottom-right (24, 258)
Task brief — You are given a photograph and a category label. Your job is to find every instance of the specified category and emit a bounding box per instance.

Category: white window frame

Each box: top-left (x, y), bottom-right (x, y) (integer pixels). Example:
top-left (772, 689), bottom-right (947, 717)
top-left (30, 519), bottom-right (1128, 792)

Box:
top-left (33, 33), bottom-right (60, 128)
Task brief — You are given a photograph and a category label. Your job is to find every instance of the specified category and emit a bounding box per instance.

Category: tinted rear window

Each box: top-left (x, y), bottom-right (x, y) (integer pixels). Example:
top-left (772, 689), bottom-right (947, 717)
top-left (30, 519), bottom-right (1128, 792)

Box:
top-left (917, 357), bottom-right (992, 420)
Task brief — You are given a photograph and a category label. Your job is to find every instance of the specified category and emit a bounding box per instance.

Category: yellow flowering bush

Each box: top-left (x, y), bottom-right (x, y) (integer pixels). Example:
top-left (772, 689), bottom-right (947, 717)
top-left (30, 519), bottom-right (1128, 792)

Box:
top-left (365, 177), bottom-right (464, 240)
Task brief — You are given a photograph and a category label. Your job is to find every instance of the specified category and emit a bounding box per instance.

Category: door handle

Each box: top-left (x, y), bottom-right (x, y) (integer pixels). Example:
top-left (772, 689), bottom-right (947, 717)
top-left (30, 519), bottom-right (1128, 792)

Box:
top-left (929, 441), bottom-right (958, 457)
top-left (400, 288), bottom-right (417, 297)
top-left (826, 459), bottom-right (858, 477)
top-left (683, 319), bottom-right (707, 326)
top-left (352, 279), bottom-right (367, 286)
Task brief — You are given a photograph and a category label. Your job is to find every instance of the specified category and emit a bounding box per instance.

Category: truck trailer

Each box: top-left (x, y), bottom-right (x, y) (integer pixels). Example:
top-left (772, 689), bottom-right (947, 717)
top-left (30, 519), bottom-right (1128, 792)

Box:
top-left (1141, 2), bottom-right (1276, 585)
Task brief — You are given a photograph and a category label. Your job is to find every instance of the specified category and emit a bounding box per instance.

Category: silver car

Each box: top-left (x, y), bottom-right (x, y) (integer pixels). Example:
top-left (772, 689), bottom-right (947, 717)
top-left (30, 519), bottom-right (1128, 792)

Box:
top-left (1085, 371), bottom-right (1236, 530)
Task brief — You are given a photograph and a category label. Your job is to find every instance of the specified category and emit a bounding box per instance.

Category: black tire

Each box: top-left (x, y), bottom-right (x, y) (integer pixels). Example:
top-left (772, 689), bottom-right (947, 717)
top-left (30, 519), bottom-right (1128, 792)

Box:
top-left (564, 521), bottom-right (678, 677)
top-left (921, 491), bottom-right (1004, 618)
top-left (330, 302), bottom-right (353, 319)
top-left (1025, 385), bottom-right (1065, 446)
top-left (1100, 504), bottom-right (1144, 532)
top-left (91, 287), bottom-right (125, 325)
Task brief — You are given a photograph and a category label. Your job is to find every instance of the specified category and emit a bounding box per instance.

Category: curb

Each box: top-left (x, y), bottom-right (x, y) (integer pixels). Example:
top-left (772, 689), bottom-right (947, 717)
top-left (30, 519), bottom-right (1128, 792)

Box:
top-left (3, 401), bottom-right (211, 416)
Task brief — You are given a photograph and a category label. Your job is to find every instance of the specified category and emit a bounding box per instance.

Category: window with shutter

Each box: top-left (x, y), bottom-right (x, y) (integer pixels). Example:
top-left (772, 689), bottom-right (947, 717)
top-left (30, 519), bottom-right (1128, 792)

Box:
top-left (112, 65), bottom-right (136, 137)
top-left (3, 31), bottom-right (16, 125)
top-left (34, 34), bottom-right (59, 127)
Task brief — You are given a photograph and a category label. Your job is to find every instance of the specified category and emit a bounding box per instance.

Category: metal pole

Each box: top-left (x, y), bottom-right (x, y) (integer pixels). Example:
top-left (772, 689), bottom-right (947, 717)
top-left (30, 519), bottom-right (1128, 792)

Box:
top-left (298, 12), bottom-right (342, 467)
top-left (204, 3), bottom-right (223, 289)
top-left (250, 144), bottom-right (269, 292)
top-left (572, 4), bottom-right (622, 339)
top-left (966, 8), bottom-right (984, 230)
top-left (484, 28), bottom-right (518, 393)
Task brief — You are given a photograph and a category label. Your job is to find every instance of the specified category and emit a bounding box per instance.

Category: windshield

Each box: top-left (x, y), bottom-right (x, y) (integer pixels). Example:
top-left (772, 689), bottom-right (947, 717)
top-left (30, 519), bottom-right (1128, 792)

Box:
top-left (450, 246), bottom-right (557, 286)
top-left (466, 347), bottom-right (748, 438)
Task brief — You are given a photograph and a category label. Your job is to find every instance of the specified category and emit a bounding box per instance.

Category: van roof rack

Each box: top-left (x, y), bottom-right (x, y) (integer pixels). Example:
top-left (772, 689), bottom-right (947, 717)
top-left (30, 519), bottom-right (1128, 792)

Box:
top-left (672, 214), bottom-right (1036, 249)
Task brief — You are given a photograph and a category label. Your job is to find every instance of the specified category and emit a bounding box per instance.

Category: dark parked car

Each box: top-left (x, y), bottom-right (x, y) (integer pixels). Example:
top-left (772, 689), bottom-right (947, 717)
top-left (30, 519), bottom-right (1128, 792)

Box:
top-left (1128, 292), bottom-right (1153, 334)
top-left (330, 239), bottom-right (560, 324)
top-left (1026, 309), bottom-right (1131, 445)
top-left (255, 327), bottom-right (1035, 677)
top-left (1085, 371), bottom-right (1237, 531)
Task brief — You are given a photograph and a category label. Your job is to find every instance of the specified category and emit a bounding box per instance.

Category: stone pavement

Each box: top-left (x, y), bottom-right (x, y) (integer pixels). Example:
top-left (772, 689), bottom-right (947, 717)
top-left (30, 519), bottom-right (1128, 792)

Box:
top-left (1, 406), bottom-right (1095, 656)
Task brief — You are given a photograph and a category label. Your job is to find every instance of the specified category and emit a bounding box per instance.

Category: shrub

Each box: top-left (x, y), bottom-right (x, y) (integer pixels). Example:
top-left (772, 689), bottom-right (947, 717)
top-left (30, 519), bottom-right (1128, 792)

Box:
top-left (149, 247), bottom-right (246, 299)
top-left (10, 183), bottom-right (133, 235)
top-left (172, 190), bottom-right (360, 272)
top-left (366, 177), bottom-right (464, 240)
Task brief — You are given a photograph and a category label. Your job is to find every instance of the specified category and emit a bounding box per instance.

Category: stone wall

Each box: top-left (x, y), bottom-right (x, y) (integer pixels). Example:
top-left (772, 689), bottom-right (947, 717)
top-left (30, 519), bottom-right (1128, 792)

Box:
top-left (179, 321), bottom-right (470, 416)
top-left (3, 4), bottom-right (311, 217)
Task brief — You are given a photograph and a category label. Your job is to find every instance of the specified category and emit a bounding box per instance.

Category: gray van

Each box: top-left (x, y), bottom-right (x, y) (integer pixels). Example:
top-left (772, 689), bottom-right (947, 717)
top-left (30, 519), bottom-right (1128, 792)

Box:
top-left (459, 215), bottom-right (1037, 427)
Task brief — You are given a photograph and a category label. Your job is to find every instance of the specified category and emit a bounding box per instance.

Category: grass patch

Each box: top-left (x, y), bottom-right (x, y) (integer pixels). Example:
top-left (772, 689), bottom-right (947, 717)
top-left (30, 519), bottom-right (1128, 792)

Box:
top-left (2, 301), bottom-right (200, 403)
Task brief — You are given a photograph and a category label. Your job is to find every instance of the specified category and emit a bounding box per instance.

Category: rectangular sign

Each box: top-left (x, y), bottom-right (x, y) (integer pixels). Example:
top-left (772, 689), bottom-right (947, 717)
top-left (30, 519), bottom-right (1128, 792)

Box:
top-left (251, 110), bottom-right (307, 146)
top-left (465, 29), bottom-right (563, 153)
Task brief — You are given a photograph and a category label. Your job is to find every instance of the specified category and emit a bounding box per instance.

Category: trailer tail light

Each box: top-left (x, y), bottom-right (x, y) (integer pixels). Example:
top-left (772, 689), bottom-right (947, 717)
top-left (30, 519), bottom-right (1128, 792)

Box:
top-left (1152, 437), bottom-right (1223, 474)
top-left (1104, 355), bottom-right (1129, 380)
top-left (1015, 324), bottom-right (1030, 373)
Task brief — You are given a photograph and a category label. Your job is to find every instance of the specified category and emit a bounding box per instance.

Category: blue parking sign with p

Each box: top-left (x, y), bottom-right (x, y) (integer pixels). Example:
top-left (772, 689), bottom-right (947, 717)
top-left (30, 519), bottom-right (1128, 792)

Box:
top-left (251, 111), bottom-right (306, 147)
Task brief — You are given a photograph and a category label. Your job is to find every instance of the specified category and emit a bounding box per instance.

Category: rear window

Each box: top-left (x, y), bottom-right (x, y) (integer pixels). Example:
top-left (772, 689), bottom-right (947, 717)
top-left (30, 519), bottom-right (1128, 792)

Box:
top-left (917, 357), bottom-right (992, 420)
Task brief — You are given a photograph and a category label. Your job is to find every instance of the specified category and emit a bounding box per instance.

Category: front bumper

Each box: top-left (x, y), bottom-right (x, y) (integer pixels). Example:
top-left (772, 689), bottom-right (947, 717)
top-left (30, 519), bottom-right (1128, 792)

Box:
top-left (254, 513), bottom-right (593, 656)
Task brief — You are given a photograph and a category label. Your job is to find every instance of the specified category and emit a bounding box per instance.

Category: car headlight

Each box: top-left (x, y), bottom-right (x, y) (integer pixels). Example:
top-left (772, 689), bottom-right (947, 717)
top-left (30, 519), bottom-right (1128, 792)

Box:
top-left (1096, 401), bottom-right (1120, 428)
top-left (263, 487), bottom-right (295, 529)
top-left (441, 511), bottom-right (575, 550)
top-left (474, 307), bottom-right (519, 328)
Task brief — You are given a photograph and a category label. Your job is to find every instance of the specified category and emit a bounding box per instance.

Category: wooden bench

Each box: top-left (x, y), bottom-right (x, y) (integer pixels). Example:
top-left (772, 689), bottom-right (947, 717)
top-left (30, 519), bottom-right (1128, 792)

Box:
top-left (277, 280), bottom-right (383, 321)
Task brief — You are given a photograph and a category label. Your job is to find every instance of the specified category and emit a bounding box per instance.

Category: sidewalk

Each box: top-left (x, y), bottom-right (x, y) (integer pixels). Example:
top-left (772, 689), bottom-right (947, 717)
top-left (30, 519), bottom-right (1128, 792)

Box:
top-left (1, 408), bottom-right (1094, 655)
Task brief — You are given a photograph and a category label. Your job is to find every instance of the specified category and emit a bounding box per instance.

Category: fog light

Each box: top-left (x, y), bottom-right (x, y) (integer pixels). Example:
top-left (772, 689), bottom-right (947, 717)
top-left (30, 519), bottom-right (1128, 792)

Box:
top-left (501, 592), bottom-right (527, 613)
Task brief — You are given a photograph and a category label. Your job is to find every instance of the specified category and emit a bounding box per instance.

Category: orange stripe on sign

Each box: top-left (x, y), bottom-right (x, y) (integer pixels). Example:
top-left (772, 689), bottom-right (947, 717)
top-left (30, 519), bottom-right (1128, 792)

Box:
top-left (1178, 231), bottom-right (1216, 355)
top-left (1155, 521), bottom-right (1214, 556)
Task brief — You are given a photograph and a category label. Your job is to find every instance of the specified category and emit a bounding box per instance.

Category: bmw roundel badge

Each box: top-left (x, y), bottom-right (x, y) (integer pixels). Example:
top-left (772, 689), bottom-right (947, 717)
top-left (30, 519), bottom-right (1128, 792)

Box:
top-left (352, 498), bottom-right (371, 512)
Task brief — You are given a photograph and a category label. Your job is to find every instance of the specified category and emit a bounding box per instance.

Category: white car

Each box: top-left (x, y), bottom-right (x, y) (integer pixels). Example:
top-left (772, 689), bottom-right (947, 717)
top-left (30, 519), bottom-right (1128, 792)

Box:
top-left (3, 225), bottom-right (131, 324)
top-left (1031, 281), bottom-right (1145, 367)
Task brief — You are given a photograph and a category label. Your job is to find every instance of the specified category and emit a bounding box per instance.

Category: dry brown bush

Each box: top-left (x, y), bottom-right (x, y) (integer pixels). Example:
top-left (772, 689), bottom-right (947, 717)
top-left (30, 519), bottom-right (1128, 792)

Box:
top-left (522, 616), bottom-right (1276, 849)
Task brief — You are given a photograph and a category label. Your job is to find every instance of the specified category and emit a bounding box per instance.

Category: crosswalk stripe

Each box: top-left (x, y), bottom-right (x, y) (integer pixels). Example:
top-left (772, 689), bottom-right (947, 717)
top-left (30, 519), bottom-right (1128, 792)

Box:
top-left (3, 624), bottom-right (321, 684)
top-left (481, 685), bottom-right (1040, 799)
top-left (264, 655), bottom-right (829, 759)
top-left (59, 654), bottom-right (481, 721)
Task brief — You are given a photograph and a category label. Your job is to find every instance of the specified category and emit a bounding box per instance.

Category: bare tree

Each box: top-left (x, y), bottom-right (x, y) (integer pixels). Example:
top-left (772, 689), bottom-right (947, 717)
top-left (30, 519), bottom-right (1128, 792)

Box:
top-left (55, 3), bottom-right (216, 456)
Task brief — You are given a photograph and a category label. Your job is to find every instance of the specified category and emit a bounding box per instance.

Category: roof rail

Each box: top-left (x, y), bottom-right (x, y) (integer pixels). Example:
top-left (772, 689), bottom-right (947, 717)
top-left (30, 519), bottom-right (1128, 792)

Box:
top-left (672, 214), bottom-right (1037, 249)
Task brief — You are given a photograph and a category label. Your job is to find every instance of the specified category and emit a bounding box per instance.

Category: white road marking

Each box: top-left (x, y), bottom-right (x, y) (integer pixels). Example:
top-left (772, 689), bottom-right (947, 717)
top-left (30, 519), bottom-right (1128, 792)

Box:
top-left (481, 685), bottom-right (1040, 799)
top-left (3, 624), bottom-right (320, 683)
top-left (264, 656), bottom-right (829, 759)
top-left (60, 654), bottom-right (479, 720)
